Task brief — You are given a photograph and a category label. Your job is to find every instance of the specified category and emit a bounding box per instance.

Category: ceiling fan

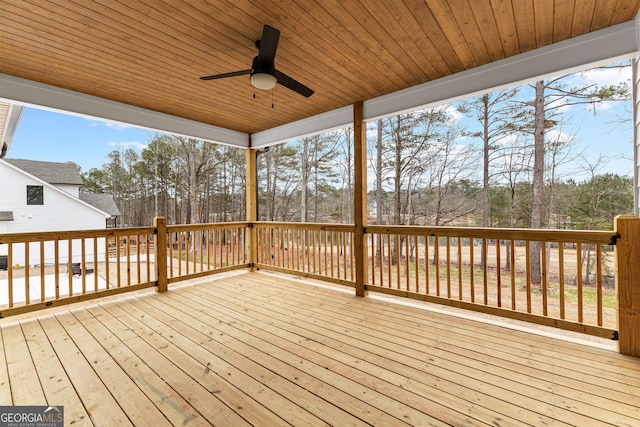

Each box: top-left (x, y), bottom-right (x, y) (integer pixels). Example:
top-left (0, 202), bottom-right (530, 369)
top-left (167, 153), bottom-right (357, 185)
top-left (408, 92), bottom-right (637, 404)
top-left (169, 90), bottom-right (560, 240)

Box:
top-left (200, 25), bottom-right (314, 98)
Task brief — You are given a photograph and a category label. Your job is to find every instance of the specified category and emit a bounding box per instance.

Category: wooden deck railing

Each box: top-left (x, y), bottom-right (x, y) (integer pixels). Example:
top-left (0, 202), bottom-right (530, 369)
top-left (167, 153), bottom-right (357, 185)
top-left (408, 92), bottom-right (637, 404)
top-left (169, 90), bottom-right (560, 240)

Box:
top-left (165, 221), bottom-right (249, 283)
top-left (0, 221), bottom-right (249, 317)
top-left (1, 216), bottom-right (638, 354)
top-left (252, 222), bottom-right (622, 338)
top-left (365, 225), bottom-right (618, 338)
top-left (0, 227), bottom-right (157, 317)
top-left (253, 222), bottom-right (356, 287)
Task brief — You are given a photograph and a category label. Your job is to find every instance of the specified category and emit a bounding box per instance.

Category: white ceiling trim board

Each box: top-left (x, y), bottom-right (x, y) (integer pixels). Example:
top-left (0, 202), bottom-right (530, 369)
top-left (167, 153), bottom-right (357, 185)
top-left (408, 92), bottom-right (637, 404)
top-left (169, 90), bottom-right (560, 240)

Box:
top-left (0, 73), bottom-right (249, 148)
top-left (250, 105), bottom-right (353, 148)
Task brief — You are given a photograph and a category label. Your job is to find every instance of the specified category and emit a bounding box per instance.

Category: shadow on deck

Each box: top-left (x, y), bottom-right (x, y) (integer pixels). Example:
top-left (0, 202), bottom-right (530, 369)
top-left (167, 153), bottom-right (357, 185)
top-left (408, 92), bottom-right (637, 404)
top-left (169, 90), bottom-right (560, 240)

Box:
top-left (1, 271), bottom-right (639, 426)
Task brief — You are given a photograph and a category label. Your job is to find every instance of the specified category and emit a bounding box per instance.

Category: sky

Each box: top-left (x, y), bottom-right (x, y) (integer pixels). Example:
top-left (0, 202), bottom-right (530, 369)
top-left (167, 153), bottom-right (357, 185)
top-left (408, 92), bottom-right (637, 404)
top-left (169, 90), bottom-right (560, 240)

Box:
top-left (8, 108), bottom-right (156, 172)
top-left (6, 63), bottom-right (636, 179)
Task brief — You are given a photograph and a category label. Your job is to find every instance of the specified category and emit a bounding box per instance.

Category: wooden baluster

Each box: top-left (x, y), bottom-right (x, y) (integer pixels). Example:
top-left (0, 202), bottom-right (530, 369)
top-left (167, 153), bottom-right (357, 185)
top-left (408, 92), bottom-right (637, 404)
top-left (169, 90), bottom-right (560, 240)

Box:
top-left (482, 238), bottom-right (488, 306)
top-left (126, 235), bottom-right (132, 286)
top-left (510, 240), bottom-right (515, 310)
top-left (40, 241), bottom-right (46, 301)
top-left (541, 242), bottom-right (547, 316)
top-left (435, 237), bottom-right (440, 296)
top-left (425, 236), bottom-right (430, 295)
top-left (103, 237), bottom-right (109, 289)
top-left (386, 234), bottom-right (391, 288)
top-left (415, 235), bottom-right (419, 293)
top-left (137, 234), bottom-right (142, 283)
top-left (576, 243), bottom-right (583, 323)
top-left (93, 238), bottom-right (99, 292)
top-left (446, 237), bottom-right (451, 299)
top-left (596, 244), bottom-right (603, 327)
top-left (81, 238), bottom-right (87, 293)
top-left (559, 243), bottom-right (565, 319)
top-left (370, 234), bottom-right (376, 287)
top-left (469, 238), bottom-right (474, 303)
top-left (457, 237), bottom-right (462, 300)
top-left (68, 239), bottom-right (74, 295)
top-left (496, 239), bottom-right (501, 308)
top-left (525, 242), bottom-right (531, 313)
top-left (405, 234), bottom-right (410, 291)
top-left (8, 243), bottom-right (13, 307)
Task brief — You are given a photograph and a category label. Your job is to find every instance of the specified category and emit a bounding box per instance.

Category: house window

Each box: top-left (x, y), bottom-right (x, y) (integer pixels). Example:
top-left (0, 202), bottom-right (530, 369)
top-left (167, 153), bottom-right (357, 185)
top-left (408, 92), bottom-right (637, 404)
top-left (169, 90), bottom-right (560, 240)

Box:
top-left (27, 185), bottom-right (44, 205)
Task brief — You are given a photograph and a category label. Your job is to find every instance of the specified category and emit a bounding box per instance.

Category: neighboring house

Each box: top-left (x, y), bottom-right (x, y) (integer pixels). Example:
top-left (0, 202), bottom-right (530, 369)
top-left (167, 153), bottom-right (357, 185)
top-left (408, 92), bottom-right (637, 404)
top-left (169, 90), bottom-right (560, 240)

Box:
top-left (0, 158), bottom-right (120, 267)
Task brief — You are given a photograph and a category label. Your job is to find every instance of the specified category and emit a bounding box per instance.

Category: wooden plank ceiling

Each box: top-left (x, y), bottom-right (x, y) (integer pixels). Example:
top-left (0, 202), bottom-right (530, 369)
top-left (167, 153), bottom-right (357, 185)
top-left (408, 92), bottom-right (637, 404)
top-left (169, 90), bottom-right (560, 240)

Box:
top-left (1, 0), bottom-right (639, 135)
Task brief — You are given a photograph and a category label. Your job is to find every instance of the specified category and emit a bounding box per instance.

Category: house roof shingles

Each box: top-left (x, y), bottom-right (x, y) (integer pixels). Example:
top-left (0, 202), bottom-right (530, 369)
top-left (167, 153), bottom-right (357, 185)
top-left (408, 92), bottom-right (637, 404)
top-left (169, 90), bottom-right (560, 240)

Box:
top-left (79, 192), bottom-right (121, 217)
top-left (4, 158), bottom-right (83, 185)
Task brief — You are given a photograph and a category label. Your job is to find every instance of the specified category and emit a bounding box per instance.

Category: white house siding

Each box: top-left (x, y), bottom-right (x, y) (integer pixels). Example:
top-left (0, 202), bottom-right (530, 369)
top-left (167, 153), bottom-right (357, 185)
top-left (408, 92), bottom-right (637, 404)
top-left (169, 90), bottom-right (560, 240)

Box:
top-left (0, 161), bottom-right (109, 266)
top-left (55, 184), bottom-right (80, 198)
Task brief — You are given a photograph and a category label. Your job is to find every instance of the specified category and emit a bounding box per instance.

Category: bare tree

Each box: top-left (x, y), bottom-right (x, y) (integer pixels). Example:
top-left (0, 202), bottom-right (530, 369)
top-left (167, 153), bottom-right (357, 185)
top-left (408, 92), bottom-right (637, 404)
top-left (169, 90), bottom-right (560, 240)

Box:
top-left (458, 89), bottom-right (523, 228)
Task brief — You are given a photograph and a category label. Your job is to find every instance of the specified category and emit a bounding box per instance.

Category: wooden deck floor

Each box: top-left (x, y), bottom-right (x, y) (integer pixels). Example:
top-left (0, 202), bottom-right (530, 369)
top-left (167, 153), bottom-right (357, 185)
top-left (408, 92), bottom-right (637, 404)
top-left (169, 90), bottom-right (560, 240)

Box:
top-left (1, 271), bottom-right (639, 426)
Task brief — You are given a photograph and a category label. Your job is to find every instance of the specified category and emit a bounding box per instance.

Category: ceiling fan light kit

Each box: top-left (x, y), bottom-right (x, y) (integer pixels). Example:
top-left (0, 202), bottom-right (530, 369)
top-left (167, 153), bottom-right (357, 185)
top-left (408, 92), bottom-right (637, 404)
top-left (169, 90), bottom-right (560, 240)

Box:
top-left (200, 24), bottom-right (314, 98)
top-left (250, 73), bottom-right (277, 90)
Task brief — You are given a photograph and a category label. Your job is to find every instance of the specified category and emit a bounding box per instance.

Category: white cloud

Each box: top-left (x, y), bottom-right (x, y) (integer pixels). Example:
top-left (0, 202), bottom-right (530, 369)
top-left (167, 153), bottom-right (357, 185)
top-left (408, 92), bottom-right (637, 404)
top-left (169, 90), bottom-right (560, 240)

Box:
top-left (545, 128), bottom-right (573, 143)
top-left (594, 100), bottom-right (614, 111)
top-left (107, 141), bottom-right (148, 150)
top-left (578, 66), bottom-right (631, 87)
top-left (443, 105), bottom-right (463, 122)
top-left (85, 118), bottom-right (136, 129)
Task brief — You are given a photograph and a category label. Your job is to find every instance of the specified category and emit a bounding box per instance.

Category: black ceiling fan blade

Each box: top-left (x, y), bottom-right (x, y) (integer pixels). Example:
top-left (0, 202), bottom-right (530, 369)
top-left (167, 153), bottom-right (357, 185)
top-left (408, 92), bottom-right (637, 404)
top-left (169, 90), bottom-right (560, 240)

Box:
top-left (200, 69), bottom-right (252, 80)
top-left (257, 25), bottom-right (280, 63)
top-left (274, 70), bottom-right (314, 97)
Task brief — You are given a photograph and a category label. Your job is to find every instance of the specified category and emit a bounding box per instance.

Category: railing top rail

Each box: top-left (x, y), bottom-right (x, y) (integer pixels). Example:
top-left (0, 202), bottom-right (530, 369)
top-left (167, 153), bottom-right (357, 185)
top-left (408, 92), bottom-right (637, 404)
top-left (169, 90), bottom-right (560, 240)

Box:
top-left (0, 221), bottom-right (617, 245)
top-left (167, 221), bottom-right (250, 232)
top-left (254, 221), bottom-right (356, 232)
top-left (0, 226), bottom-right (157, 244)
top-left (364, 224), bottom-right (618, 245)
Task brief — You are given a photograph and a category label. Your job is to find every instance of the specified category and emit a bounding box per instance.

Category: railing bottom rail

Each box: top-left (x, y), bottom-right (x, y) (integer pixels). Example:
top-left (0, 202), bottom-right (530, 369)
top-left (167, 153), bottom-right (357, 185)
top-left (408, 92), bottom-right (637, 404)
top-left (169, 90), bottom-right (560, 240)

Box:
top-left (0, 281), bottom-right (156, 318)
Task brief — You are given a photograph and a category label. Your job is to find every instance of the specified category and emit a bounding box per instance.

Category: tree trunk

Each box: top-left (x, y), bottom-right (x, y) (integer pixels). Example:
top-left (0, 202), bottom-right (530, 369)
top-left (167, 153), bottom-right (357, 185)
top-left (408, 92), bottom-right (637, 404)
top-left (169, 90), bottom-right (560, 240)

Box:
top-left (376, 120), bottom-right (384, 262)
top-left (482, 93), bottom-right (490, 228)
top-left (393, 118), bottom-right (402, 264)
top-left (481, 94), bottom-right (490, 270)
top-left (530, 81), bottom-right (546, 285)
top-left (301, 139), bottom-right (309, 223)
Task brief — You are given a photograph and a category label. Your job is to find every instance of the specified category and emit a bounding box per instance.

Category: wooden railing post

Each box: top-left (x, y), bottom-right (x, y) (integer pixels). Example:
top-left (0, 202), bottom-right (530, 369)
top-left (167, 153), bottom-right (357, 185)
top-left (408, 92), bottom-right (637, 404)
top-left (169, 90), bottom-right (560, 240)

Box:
top-left (154, 216), bottom-right (168, 292)
top-left (246, 148), bottom-right (258, 270)
top-left (615, 215), bottom-right (640, 356)
top-left (353, 101), bottom-right (368, 297)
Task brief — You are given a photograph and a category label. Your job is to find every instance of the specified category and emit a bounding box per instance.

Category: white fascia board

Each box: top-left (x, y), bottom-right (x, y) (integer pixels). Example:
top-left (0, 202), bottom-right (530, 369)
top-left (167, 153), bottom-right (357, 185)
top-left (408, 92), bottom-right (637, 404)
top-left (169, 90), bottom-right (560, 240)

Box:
top-left (250, 105), bottom-right (353, 148)
top-left (363, 19), bottom-right (640, 122)
top-left (0, 73), bottom-right (249, 148)
top-left (1, 103), bottom-right (25, 158)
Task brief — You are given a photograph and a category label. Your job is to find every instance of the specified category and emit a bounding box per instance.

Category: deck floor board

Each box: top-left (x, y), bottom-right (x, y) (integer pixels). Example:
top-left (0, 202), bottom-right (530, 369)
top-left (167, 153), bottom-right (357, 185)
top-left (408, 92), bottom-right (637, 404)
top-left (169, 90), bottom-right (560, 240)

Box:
top-left (208, 276), bottom-right (640, 410)
top-left (187, 276), bottom-right (611, 426)
top-left (1, 271), bottom-right (639, 426)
